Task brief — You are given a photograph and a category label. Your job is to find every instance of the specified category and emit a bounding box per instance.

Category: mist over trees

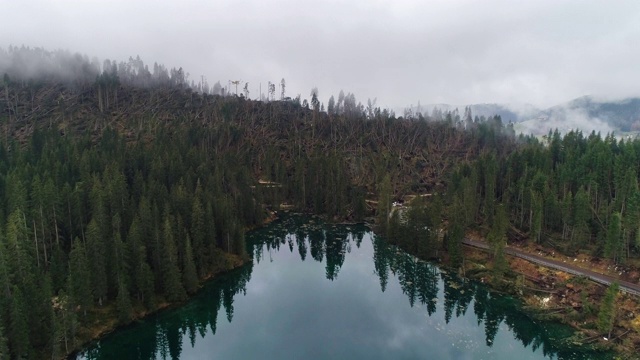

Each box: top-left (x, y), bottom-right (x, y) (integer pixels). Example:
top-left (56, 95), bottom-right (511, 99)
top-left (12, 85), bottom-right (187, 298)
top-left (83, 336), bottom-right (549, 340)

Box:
top-left (0, 46), bottom-right (206, 93)
top-left (1, 45), bottom-right (638, 358)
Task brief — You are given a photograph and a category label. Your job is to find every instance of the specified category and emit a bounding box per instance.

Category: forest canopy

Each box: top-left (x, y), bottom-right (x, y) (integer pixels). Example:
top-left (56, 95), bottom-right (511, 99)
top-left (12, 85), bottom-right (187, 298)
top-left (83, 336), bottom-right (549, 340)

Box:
top-left (1, 46), bottom-right (639, 358)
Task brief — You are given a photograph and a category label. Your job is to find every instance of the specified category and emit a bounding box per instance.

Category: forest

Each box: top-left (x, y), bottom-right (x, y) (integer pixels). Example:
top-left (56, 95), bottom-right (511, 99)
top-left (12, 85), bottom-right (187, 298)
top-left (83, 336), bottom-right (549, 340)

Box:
top-left (1, 46), bottom-right (639, 358)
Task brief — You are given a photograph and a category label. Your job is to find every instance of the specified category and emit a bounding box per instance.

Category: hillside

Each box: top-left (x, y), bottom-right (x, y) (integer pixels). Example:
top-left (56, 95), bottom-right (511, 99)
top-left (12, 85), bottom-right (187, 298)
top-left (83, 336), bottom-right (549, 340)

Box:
top-left (0, 48), bottom-right (517, 358)
top-left (1, 72), bottom-right (509, 198)
top-left (2, 47), bottom-right (640, 358)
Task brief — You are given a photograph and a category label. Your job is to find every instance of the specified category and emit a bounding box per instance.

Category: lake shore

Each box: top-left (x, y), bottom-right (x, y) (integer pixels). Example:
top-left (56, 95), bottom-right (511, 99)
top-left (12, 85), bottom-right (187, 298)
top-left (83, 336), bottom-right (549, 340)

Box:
top-left (67, 211), bottom-right (638, 359)
top-left (65, 252), bottom-right (246, 360)
top-left (454, 234), bottom-right (640, 359)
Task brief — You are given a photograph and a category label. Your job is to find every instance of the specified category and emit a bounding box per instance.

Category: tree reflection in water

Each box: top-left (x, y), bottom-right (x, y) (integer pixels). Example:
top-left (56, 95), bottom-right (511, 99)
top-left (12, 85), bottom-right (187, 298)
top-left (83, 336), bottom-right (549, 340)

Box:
top-left (77, 214), bottom-right (612, 360)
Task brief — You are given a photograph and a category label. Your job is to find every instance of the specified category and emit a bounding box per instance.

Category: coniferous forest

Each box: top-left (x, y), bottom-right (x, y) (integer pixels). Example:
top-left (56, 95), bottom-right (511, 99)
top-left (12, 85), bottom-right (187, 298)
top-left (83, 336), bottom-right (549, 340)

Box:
top-left (1, 46), bottom-right (640, 358)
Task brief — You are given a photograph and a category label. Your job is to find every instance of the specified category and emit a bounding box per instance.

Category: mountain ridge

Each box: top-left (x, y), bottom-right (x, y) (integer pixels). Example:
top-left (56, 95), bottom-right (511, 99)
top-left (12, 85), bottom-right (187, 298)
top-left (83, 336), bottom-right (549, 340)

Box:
top-left (405, 96), bottom-right (640, 135)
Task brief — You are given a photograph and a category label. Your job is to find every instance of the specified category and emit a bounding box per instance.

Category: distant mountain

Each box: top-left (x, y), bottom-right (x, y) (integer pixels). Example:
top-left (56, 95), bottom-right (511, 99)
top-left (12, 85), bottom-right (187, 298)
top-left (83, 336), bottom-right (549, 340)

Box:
top-left (539, 96), bottom-right (640, 132)
top-left (402, 103), bottom-right (536, 124)
top-left (408, 96), bottom-right (640, 135)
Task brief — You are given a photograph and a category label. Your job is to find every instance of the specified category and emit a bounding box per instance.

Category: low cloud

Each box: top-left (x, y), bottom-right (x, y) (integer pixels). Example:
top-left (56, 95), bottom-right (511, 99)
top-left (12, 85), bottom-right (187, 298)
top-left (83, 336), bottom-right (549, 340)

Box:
top-left (2, 1), bottom-right (640, 110)
top-left (515, 107), bottom-right (615, 136)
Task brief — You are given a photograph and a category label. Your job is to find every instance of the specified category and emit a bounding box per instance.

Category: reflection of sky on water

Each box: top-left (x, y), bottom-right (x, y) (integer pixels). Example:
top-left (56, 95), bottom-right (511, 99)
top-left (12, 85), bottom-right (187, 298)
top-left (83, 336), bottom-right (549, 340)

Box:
top-left (179, 232), bottom-right (547, 360)
top-left (78, 216), bottom-right (611, 360)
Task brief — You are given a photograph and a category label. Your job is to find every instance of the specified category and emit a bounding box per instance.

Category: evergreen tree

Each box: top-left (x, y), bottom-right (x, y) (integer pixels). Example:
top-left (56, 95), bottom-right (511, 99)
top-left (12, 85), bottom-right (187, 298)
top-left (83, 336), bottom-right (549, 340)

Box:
top-left (49, 245), bottom-right (68, 294)
top-left (0, 321), bottom-right (8, 360)
top-left (116, 279), bottom-right (133, 324)
top-left (190, 188), bottom-right (207, 277)
top-left (31, 274), bottom-right (54, 351)
top-left (5, 210), bottom-right (34, 291)
top-left (377, 174), bottom-right (392, 234)
top-left (51, 289), bottom-right (77, 358)
top-left (572, 187), bottom-right (591, 248)
top-left (86, 218), bottom-right (108, 306)
top-left (137, 260), bottom-right (156, 309)
top-left (126, 216), bottom-right (143, 294)
top-left (387, 209), bottom-right (401, 245)
top-left (597, 282), bottom-right (619, 338)
top-left (482, 154), bottom-right (498, 223)
top-left (161, 215), bottom-right (186, 302)
top-left (111, 220), bottom-right (130, 294)
top-left (0, 236), bottom-right (11, 304)
top-left (182, 235), bottom-right (199, 294)
top-left (488, 204), bottom-right (509, 281)
top-left (405, 196), bottom-right (430, 257)
top-left (530, 192), bottom-right (543, 244)
top-left (530, 171), bottom-right (547, 244)
top-left (447, 223), bottom-right (464, 268)
top-left (605, 212), bottom-right (622, 263)
top-left (8, 286), bottom-right (30, 359)
top-left (68, 237), bottom-right (92, 316)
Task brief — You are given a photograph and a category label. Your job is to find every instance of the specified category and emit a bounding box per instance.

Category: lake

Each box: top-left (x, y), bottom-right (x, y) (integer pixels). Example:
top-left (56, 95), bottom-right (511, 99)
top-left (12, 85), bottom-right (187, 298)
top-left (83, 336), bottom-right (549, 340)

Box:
top-left (74, 214), bottom-right (611, 360)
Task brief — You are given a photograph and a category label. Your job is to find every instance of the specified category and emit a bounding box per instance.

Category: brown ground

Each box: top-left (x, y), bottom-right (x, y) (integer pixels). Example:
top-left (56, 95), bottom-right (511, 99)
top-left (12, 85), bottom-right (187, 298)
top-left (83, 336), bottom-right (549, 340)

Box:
top-left (460, 232), bottom-right (640, 357)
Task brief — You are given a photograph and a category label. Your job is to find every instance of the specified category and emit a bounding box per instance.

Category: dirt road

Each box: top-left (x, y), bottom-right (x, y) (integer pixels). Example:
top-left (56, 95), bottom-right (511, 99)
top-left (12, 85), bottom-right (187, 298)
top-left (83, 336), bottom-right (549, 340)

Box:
top-left (462, 238), bottom-right (640, 297)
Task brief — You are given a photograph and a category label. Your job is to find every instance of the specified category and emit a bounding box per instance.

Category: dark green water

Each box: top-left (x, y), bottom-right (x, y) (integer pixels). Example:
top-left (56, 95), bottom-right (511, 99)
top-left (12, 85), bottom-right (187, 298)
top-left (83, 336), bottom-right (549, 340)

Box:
top-left (75, 214), bottom-right (612, 360)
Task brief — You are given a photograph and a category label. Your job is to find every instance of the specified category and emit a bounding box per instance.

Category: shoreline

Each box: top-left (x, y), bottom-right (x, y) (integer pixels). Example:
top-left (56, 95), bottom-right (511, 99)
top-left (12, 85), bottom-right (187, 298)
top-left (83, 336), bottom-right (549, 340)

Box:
top-left (65, 212), bottom-right (283, 359)
top-left (455, 237), bottom-right (640, 357)
top-left (67, 213), bottom-right (638, 359)
top-left (65, 252), bottom-right (248, 360)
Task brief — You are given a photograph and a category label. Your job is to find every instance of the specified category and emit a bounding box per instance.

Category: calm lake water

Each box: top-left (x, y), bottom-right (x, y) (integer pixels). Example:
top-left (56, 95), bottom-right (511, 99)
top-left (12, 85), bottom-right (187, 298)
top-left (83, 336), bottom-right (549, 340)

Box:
top-left (75, 214), bottom-right (612, 360)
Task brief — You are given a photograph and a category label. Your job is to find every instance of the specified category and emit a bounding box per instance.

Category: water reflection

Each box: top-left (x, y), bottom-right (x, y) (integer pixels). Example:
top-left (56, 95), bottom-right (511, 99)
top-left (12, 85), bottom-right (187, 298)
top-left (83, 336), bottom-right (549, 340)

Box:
top-left (76, 214), bottom-right (611, 360)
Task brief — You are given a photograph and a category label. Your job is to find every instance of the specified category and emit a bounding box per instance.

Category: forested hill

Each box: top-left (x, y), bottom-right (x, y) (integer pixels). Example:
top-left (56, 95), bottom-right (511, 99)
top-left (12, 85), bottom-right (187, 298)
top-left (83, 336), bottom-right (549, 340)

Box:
top-left (0, 47), bottom-right (516, 197)
top-left (3, 47), bottom-right (640, 358)
top-left (0, 47), bottom-right (516, 359)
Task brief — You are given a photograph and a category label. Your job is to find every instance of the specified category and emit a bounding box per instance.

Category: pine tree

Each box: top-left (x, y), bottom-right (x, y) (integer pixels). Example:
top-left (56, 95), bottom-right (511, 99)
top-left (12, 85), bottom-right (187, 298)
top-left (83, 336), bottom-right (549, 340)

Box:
top-left (126, 216), bottom-right (143, 295)
top-left (0, 321), bottom-right (8, 360)
top-left (0, 237), bottom-right (10, 304)
top-left (5, 210), bottom-right (34, 291)
top-left (49, 245), bottom-right (68, 294)
top-left (597, 282), bottom-right (619, 338)
top-left (8, 286), bottom-right (30, 359)
top-left (182, 235), bottom-right (199, 294)
top-left (190, 192), bottom-right (207, 277)
top-left (488, 204), bottom-right (509, 281)
top-left (31, 274), bottom-right (54, 351)
top-left (387, 210), bottom-right (401, 245)
top-left (572, 187), bottom-right (591, 248)
top-left (461, 174), bottom-right (478, 226)
top-left (51, 289), bottom-right (77, 358)
top-left (530, 171), bottom-right (546, 244)
top-left (137, 260), bottom-right (156, 309)
top-left (605, 212), bottom-right (622, 263)
top-left (86, 218), bottom-right (108, 306)
top-left (161, 215), bottom-right (186, 302)
top-left (116, 279), bottom-right (133, 324)
top-left (377, 174), bottom-right (392, 234)
top-left (530, 191), bottom-right (543, 244)
top-left (111, 220), bottom-right (130, 294)
top-left (623, 184), bottom-right (640, 258)
top-left (448, 198), bottom-right (465, 268)
top-left (68, 237), bottom-right (92, 316)
top-left (482, 154), bottom-right (498, 223)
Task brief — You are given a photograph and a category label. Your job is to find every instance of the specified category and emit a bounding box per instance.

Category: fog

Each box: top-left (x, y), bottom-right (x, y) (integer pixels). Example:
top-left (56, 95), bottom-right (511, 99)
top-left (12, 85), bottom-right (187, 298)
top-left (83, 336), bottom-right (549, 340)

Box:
top-left (2, 0), bottom-right (640, 112)
top-left (515, 108), bottom-right (615, 137)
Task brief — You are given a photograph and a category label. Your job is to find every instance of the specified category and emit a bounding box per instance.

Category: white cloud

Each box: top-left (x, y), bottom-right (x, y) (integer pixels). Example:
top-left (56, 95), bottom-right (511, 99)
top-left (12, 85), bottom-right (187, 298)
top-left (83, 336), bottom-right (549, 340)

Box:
top-left (2, 0), bottom-right (639, 109)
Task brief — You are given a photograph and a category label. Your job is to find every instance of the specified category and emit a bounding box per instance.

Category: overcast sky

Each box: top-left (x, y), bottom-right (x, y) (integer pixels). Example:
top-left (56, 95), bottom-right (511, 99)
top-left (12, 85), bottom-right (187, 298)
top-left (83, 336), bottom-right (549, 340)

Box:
top-left (2, 0), bottom-right (639, 109)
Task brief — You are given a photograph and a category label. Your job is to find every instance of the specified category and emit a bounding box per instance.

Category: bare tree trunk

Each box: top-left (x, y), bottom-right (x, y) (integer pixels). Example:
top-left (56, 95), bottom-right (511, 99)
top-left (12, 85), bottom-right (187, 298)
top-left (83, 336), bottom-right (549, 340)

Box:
top-left (40, 206), bottom-right (48, 266)
top-left (53, 206), bottom-right (60, 247)
top-left (33, 220), bottom-right (40, 268)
